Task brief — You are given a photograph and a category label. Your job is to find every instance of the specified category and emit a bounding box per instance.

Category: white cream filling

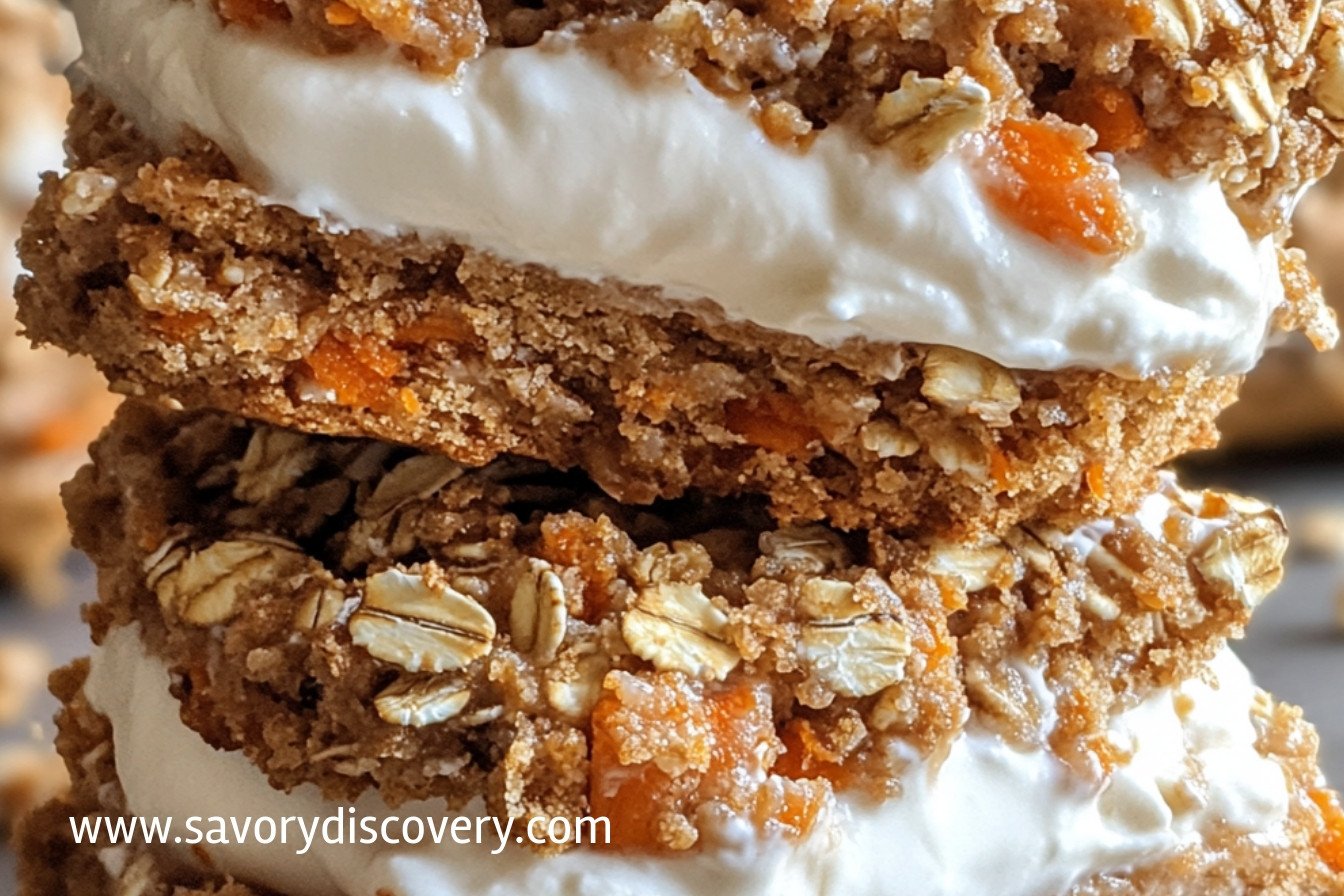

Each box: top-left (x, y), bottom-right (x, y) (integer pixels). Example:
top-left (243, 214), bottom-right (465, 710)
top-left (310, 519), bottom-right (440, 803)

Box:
top-left (86, 626), bottom-right (1289, 896)
top-left (1061, 472), bottom-right (1235, 559)
top-left (1057, 472), bottom-right (1282, 611)
top-left (70, 0), bottom-right (1282, 376)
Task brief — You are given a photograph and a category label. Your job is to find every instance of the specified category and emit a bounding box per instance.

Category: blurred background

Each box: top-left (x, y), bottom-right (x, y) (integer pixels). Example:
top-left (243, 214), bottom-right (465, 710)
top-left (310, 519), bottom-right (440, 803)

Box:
top-left (0, 0), bottom-right (1341, 887)
top-left (1, 0), bottom-right (114, 882)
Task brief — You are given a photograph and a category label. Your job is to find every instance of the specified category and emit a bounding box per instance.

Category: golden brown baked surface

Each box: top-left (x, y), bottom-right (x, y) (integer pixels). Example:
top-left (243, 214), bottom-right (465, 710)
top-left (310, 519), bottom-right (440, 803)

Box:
top-left (17, 95), bottom-right (1264, 536)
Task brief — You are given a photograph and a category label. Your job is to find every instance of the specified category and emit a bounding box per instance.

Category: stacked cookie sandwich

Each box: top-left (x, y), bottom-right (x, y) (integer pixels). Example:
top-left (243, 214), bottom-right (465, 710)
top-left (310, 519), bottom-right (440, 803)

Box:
top-left (12, 0), bottom-right (1344, 892)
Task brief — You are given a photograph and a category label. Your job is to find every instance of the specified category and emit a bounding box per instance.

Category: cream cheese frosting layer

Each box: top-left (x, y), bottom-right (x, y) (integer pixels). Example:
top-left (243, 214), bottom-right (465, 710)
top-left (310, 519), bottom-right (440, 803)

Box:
top-left (86, 626), bottom-right (1290, 896)
top-left (70, 0), bottom-right (1283, 377)
top-left (1057, 472), bottom-right (1283, 611)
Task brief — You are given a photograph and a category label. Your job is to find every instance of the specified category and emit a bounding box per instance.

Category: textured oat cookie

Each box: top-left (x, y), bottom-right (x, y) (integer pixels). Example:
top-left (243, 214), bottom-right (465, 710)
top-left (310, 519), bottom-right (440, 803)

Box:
top-left (16, 96), bottom-right (1265, 536)
top-left (63, 400), bottom-right (1290, 850)
top-left (0, 0), bottom-right (116, 597)
top-left (191, 0), bottom-right (1344, 239)
top-left (16, 658), bottom-right (1344, 896)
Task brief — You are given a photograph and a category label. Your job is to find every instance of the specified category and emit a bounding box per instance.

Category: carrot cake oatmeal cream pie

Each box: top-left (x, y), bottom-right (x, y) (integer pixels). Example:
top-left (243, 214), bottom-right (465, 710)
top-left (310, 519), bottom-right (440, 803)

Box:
top-left (0, 0), bottom-right (114, 598)
top-left (11, 0), bottom-right (1344, 892)
top-left (16, 0), bottom-right (1343, 533)
top-left (13, 401), bottom-right (1344, 896)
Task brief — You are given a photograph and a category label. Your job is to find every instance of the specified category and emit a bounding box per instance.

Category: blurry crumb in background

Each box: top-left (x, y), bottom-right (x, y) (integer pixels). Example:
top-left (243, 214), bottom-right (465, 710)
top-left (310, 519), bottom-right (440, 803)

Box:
top-left (1219, 165), bottom-right (1344, 450)
top-left (1298, 506), bottom-right (1344, 558)
top-left (0, 746), bottom-right (67, 839)
top-left (0, 640), bottom-right (46, 726)
top-left (0, 0), bottom-right (117, 602)
top-left (0, 636), bottom-right (64, 841)
top-left (1294, 506), bottom-right (1344, 634)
